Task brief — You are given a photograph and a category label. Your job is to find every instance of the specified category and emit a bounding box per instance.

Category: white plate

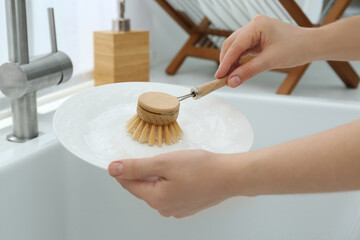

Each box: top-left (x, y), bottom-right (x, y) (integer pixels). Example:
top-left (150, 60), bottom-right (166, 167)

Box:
top-left (53, 82), bottom-right (254, 169)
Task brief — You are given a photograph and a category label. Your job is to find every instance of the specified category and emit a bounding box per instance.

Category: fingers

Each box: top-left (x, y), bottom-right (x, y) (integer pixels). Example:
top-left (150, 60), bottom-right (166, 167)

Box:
top-left (219, 30), bottom-right (238, 63)
top-left (108, 156), bottom-right (165, 180)
top-left (158, 198), bottom-right (224, 219)
top-left (116, 178), bottom-right (158, 200)
top-left (227, 53), bottom-right (271, 87)
top-left (108, 150), bottom-right (227, 219)
top-left (215, 23), bottom-right (261, 79)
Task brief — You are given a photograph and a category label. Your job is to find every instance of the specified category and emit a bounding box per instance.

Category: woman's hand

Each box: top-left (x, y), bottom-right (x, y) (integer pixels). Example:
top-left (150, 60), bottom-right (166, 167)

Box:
top-left (108, 150), bottom-right (239, 218)
top-left (108, 121), bottom-right (360, 218)
top-left (216, 15), bottom-right (317, 88)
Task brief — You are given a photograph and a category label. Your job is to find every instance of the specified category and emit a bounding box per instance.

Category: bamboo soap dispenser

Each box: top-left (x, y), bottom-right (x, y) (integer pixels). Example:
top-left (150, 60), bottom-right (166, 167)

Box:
top-left (94, 0), bottom-right (149, 86)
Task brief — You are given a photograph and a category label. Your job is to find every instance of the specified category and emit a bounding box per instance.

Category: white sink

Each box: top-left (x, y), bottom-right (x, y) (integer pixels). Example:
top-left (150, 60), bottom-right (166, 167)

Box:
top-left (1, 91), bottom-right (360, 240)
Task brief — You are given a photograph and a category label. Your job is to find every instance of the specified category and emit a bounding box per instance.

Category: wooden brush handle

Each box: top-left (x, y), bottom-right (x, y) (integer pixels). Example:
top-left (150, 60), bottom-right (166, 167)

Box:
top-left (191, 77), bottom-right (227, 99)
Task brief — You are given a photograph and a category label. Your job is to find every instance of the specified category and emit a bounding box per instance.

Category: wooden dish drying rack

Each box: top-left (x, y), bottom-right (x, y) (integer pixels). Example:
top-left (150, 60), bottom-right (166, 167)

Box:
top-left (156, 0), bottom-right (359, 95)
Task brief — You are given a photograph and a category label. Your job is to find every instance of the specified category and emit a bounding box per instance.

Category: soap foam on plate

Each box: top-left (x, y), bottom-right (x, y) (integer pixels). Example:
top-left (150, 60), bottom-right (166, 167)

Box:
top-left (53, 82), bottom-right (254, 169)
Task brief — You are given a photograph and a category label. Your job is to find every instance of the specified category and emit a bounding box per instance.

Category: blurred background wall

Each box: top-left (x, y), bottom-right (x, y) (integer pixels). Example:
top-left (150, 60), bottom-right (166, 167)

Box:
top-left (0, 0), bottom-right (359, 78)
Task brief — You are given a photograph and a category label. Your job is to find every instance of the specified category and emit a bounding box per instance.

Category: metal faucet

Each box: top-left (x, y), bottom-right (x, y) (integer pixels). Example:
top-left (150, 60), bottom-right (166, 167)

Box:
top-left (0, 0), bottom-right (73, 143)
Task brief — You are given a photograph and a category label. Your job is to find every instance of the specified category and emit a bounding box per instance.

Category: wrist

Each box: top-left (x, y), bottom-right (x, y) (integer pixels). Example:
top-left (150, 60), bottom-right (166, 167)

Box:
top-left (219, 151), bottom-right (265, 198)
top-left (303, 17), bottom-right (360, 62)
top-left (305, 26), bottom-right (332, 62)
top-left (296, 27), bottom-right (320, 62)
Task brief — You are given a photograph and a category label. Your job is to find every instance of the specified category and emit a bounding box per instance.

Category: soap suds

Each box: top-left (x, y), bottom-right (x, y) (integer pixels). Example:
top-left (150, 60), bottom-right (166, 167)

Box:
top-left (54, 83), bottom-right (254, 168)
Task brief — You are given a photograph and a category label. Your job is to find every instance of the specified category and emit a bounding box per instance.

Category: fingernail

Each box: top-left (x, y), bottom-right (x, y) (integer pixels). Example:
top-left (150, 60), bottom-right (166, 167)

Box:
top-left (112, 162), bottom-right (123, 175)
top-left (228, 76), bottom-right (242, 87)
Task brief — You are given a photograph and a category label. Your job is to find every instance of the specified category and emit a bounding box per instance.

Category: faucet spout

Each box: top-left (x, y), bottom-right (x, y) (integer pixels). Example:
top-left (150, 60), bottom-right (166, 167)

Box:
top-left (0, 0), bottom-right (73, 142)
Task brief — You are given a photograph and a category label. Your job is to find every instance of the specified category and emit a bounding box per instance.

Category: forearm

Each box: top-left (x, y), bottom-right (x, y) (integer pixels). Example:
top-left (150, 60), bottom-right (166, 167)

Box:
top-left (229, 119), bottom-right (360, 196)
top-left (311, 16), bottom-right (360, 61)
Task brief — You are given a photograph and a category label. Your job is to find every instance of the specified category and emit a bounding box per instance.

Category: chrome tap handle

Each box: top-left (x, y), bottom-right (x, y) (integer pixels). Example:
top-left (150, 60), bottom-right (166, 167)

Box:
top-left (47, 8), bottom-right (57, 53)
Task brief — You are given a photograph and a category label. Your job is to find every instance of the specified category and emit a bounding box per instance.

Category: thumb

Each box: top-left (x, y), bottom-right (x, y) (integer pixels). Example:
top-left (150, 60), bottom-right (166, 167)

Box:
top-left (108, 157), bottom-right (163, 180)
top-left (227, 54), bottom-right (270, 88)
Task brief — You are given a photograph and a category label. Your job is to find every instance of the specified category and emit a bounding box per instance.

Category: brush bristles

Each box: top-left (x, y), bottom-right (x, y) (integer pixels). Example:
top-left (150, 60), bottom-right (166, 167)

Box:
top-left (126, 115), bottom-right (183, 147)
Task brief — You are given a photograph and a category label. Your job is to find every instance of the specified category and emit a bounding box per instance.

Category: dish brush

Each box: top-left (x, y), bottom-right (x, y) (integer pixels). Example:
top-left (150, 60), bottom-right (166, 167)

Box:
top-left (127, 77), bottom-right (227, 146)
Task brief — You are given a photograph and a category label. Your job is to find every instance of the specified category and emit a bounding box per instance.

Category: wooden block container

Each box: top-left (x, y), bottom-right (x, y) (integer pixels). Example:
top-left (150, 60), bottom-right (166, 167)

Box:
top-left (94, 30), bottom-right (149, 86)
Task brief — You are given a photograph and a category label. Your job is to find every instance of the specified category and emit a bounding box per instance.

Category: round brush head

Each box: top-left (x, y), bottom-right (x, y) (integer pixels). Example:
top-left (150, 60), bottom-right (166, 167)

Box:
top-left (126, 92), bottom-right (183, 146)
top-left (137, 92), bottom-right (180, 125)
